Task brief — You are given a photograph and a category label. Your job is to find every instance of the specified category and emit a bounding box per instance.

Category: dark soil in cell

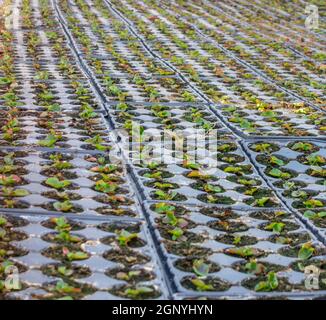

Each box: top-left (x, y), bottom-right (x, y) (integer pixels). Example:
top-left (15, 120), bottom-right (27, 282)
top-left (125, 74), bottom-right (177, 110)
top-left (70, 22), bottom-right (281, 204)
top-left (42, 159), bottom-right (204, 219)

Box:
top-left (156, 225), bottom-right (204, 243)
top-left (41, 263), bottom-right (91, 279)
top-left (265, 166), bottom-right (298, 180)
top-left (235, 186), bottom-right (274, 198)
top-left (155, 216), bottom-right (196, 229)
top-left (42, 245), bottom-right (90, 262)
top-left (248, 142), bottom-right (280, 153)
top-left (181, 276), bottom-right (230, 292)
top-left (183, 171), bottom-right (218, 181)
top-left (290, 259), bottom-right (326, 273)
top-left (259, 221), bottom-right (300, 233)
top-left (198, 194), bottom-right (235, 205)
top-left (41, 180), bottom-right (79, 191)
top-left (255, 154), bottom-right (289, 167)
top-left (40, 168), bottom-right (78, 179)
top-left (215, 234), bottom-right (258, 246)
top-left (106, 267), bottom-right (155, 283)
top-left (200, 208), bottom-right (239, 220)
top-left (268, 232), bottom-right (311, 246)
top-left (292, 198), bottom-right (325, 209)
top-left (0, 242), bottom-right (28, 258)
top-left (0, 167), bottom-right (27, 176)
top-left (92, 185), bottom-right (129, 195)
top-left (88, 174), bottom-right (125, 184)
top-left (36, 280), bottom-right (96, 300)
top-left (306, 167), bottom-right (326, 178)
top-left (138, 169), bottom-right (174, 179)
top-left (190, 181), bottom-right (225, 194)
top-left (40, 202), bottom-right (83, 213)
top-left (0, 200), bottom-right (30, 209)
top-left (244, 197), bottom-right (279, 207)
top-left (93, 195), bottom-right (134, 206)
top-left (226, 175), bottom-right (262, 186)
top-left (0, 151), bottom-right (28, 158)
top-left (224, 247), bottom-right (266, 259)
top-left (101, 235), bottom-right (146, 248)
top-left (144, 181), bottom-right (179, 190)
top-left (150, 191), bottom-right (187, 202)
top-left (208, 220), bottom-right (249, 233)
top-left (41, 152), bottom-right (74, 161)
top-left (103, 249), bottom-right (150, 266)
top-left (282, 188), bottom-right (319, 199)
top-left (95, 207), bottom-right (137, 217)
top-left (220, 164), bottom-right (253, 175)
top-left (301, 209), bottom-right (326, 228)
top-left (233, 260), bottom-right (285, 275)
top-left (98, 222), bottom-right (141, 233)
top-left (287, 141), bottom-right (319, 153)
top-left (150, 203), bottom-right (189, 216)
top-left (242, 276), bottom-right (298, 292)
top-left (279, 245), bottom-right (326, 258)
top-left (249, 210), bottom-right (290, 220)
top-left (109, 284), bottom-right (161, 299)
top-left (216, 153), bottom-right (245, 164)
top-left (81, 144), bottom-right (111, 151)
top-left (41, 218), bottom-right (85, 231)
top-left (273, 180), bottom-right (307, 190)
top-left (216, 142), bottom-right (238, 153)
top-left (163, 240), bottom-right (212, 257)
top-left (41, 232), bottom-right (86, 245)
top-left (41, 191), bottom-right (82, 201)
top-left (174, 257), bottom-right (220, 273)
top-left (0, 215), bottom-right (29, 228)
top-left (297, 154), bottom-right (326, 166)
top-left (153, 117), bottom-right (180, 125)
top-left (0, 230), bottom-right (28, 242)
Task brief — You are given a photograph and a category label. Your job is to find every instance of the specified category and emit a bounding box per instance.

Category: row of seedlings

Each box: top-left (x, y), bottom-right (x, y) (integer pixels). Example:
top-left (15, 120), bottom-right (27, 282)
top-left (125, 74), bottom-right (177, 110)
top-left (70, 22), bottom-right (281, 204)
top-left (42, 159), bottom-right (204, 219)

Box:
top-left (0, 0), bottom-right (168, 300)
top-left (118, 0), bottom-right (326, 111)
top-left (58, 0), bottom-right (204, 104)
top-left (155, 0), bottom-right (326, 109)
top-left (185, 0), bottom-right (326, 71)
top-left (143, 202), bottom-right (326, 299)
top-left (55, 0), bottom-right (234, 141)
top-left (213, 0), bottom-right (326, 56)
top-left (0, 213), bottom-right (167, 299)
top-left (186, 0), bottom-right (325, 63)
top-left (105, 0), bottom-right (326, 137)
top-left (245, 140), bottom-right (326, 242)
top-left (65, 0), bottom-right (326, 299)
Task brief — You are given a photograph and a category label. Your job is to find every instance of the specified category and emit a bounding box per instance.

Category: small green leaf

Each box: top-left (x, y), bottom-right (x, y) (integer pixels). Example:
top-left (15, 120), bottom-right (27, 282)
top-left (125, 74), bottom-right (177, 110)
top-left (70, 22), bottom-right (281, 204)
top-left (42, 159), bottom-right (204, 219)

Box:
top-left (298, 243), bottom-right (315, 260)
top-left (193, 259), bottom-right (210, 277)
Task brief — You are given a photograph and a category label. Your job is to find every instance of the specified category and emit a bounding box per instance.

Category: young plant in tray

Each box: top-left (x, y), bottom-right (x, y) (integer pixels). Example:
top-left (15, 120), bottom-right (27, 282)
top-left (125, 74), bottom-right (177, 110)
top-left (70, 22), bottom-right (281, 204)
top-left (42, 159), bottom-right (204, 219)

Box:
top-left (45, 177), bottom-right (71, 190)
top-left (49, 154), bottom-right (73, 171)
top-left (153, 190), bottom-right (183, 201)
top-left (254, 272), bottom-right (279, 292)
top-left (298, 242), bottom-right (315, 260)
top-left (0, 174), bottom-right (23, 187)
top-left (61, 247), bottom-right (89, 262)
top-left (94, 180), bottom-right (119, 194)
top-left (53, 200), bottom-right (75, 213)
top-left (117, 229), bottom-right (140, 247)
top-left (39, 130), bottom-right (63, 148)
top-left (85, 135), bottom-right (109, 151)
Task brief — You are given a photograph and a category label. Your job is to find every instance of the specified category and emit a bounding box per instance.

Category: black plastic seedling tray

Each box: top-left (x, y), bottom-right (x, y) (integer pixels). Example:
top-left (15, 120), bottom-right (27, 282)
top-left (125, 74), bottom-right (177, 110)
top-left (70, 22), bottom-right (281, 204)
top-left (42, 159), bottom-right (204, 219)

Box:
top-left (0, 0), bottom-right (325, 300)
